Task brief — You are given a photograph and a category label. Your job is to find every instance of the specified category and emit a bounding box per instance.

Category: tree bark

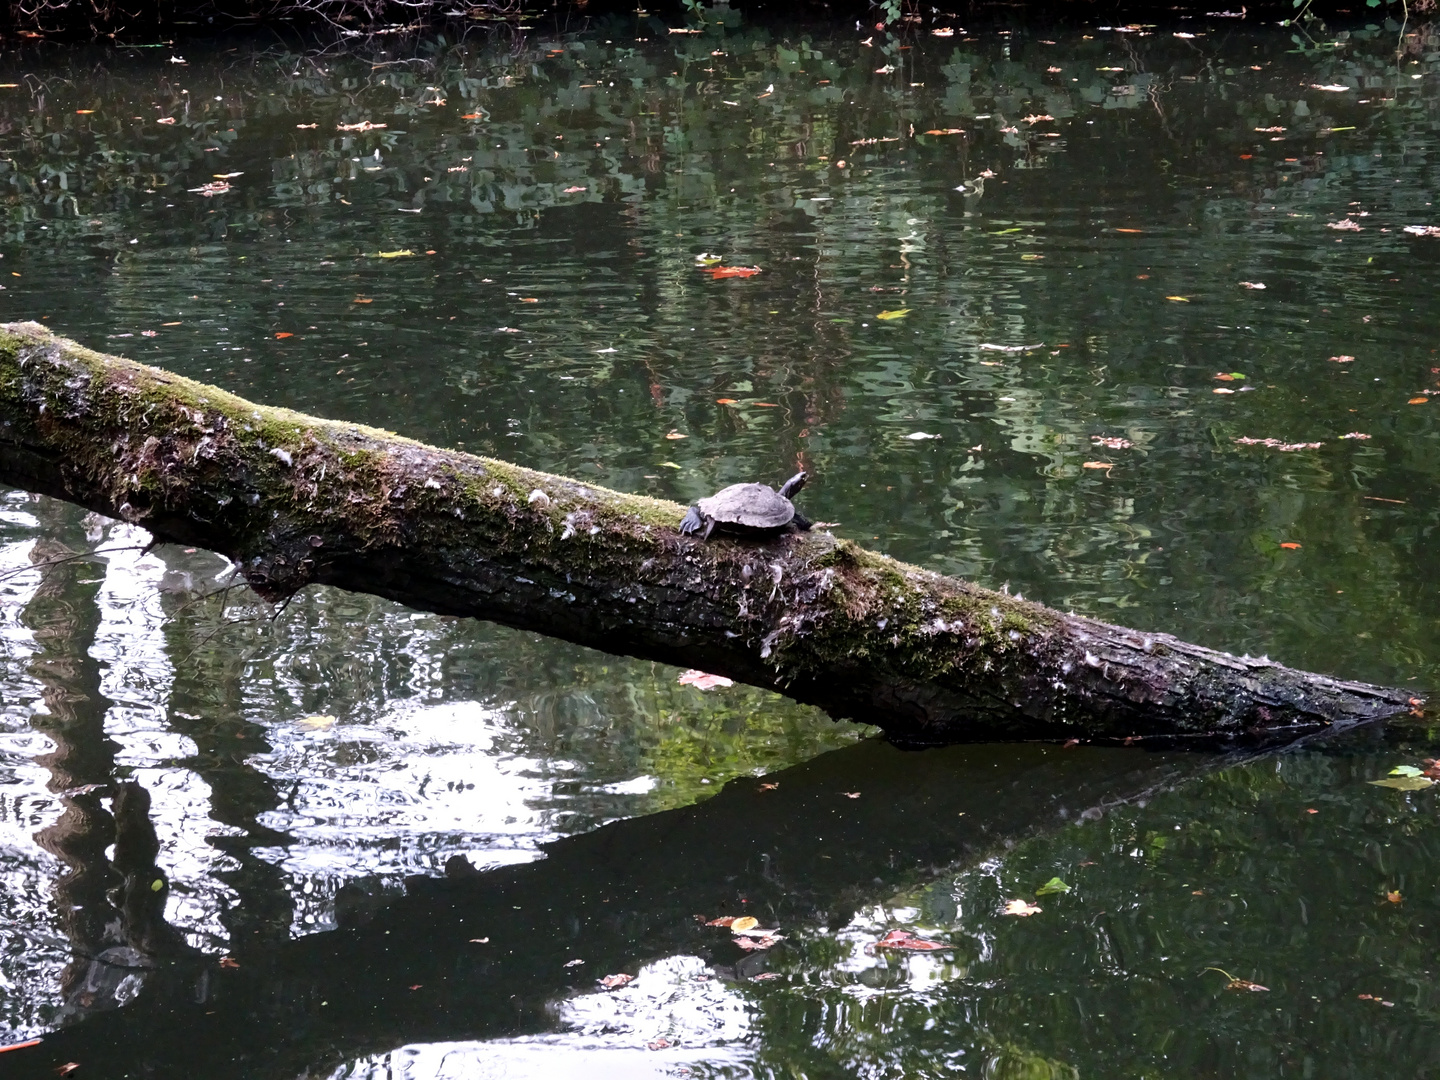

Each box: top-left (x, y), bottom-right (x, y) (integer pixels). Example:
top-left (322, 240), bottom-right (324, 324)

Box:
top-left (0, 322), bottom-right (1419, 745)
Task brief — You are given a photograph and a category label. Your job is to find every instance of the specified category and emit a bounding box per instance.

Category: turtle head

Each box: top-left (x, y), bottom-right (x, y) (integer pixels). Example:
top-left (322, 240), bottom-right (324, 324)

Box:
top-left (777, 471), bottom-right (807, 500)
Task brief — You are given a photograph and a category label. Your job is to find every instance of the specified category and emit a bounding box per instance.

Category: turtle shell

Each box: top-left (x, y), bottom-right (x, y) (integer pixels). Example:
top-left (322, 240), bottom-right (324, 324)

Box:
top-left (696, 482), bottom-right (795, 530)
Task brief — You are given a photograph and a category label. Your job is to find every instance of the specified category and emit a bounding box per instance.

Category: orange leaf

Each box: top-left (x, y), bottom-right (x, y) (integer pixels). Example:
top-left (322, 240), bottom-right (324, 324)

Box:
top-left (353, 297), bottom-right (373, 304)
top-left (0, 1039), bottom-right (43, 1054)
top-left (1409, 397), bottom-right (1429, 404)
top-left (1280, 542), bottom-right (1302, 549)
top-left (753, 402), bottom-right (779, 407)
top-left (716, 398), bottom-right (738, 404)
top-left (1114, 228), bottom-right (1143, 233)
top-left (76, 109), bottom-right (95, 114)
top-left (702, 266), bottom-right (762, 279)
top-left (274, 332), bottom-right (294, 339)
top-left (461, 113), bottom-right (482, 119)
top-left (520, 297), bottom-right (539, 303)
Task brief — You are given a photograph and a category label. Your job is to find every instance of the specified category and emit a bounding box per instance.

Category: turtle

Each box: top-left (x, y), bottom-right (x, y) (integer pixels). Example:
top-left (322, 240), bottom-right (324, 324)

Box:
top-left (679, 471), bottom-right (812, 541)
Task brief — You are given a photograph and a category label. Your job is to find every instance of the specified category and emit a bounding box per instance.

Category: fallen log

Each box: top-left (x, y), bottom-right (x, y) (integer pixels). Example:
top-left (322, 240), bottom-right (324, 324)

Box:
top-left (0, 322), bottom-right (1419, 745)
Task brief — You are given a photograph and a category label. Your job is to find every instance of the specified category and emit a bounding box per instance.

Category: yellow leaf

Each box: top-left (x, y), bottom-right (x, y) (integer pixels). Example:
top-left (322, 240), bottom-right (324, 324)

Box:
top-left (1003, 899), bottom-right (1042, 916)
top-left (1165, 296), bottom-right (1190, 302)
top-left (876, 309), bottom-right (911, 320)
top-left (370, 250), bottom-right (415, 258)
top-left (298, 714), bottom-right (337, 731)
top-left (731, 916), bottom-right (759, 932)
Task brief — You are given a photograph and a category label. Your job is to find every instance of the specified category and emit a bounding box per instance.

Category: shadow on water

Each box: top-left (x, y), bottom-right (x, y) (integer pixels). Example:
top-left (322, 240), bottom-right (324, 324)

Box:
top-left (8, 737), bottom-right (1221, 1078)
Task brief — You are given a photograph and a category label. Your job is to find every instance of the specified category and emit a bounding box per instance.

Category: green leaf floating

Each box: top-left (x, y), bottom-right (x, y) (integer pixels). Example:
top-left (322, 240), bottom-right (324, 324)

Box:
top-left (1036, 876), bottom-right (1071, 896)
top-left (1369, 775), bottom-right (1434, 791)
top-left (1389, 765), bottom-right (1423, 777)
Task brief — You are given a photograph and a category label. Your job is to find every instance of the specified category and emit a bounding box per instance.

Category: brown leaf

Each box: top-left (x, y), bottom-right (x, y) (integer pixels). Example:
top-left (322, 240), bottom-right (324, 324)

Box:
top-left (599, 973), bottom-right (634, 989)
top-left (678, 670), bottom-right (733, 690)
top-left (870, 930), bottom-right (949, 951)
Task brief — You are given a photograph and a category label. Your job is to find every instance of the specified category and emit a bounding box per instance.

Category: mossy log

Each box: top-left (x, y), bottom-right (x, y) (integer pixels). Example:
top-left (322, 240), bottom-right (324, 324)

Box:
top-left (0, 322), bottom-right (1419, 745)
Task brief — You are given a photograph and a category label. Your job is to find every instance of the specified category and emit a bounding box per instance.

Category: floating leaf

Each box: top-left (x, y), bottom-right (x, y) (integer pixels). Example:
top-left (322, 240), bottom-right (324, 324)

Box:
top-left (730, 916), bottom-right (759, 933)
top-left (1035, 876), bottom-right (1071, 896)
top-left (876, 309), bottom-right (911, 320)
top-left (369, 249), bottom-right (415, 259)
top-left (1205, 967), bottom-right (1268, 991)
top-left (1226, 978), bottom-right (1269, 992)
top-left (716, 398), bottom-right (738, 405)
top-left (678, 670), bottom-right (733, 690)
top-left (274, 332), bottom-right (294, 339)
top-left (1214, 372), bottom-right (1246, 381)
top-left (870, 929), bottom-right (949, 952)
top-left (1239, 281), bottom-right (1266, 289)
top-left (1409, 397), bottom-right (1429, 405)
top-left (1385, 890), bottom-right (1403, 903)
top-left (1390, 765), bottom-right (1424, 777)
top-left (1329, 355), bottom-right (1356, 362)
top-left (1003, 899), bottom-right (1042, 916)
top-left (1091, 436), bottom-right (1132, 449)
top-left (706, 916), bottom-right (737, 927)
top-left (904, 431), bottom-right (940, 440)
top-left (599, 973), bottom-right (634, 989)
top-left (1082, 461), bottom-right (1114, 471)
top-left (1165, 295), bottom-right (1190, 302)
top-left (702, 266), bottom-right (762, 279)
top-left (298, 714), bottom-right (337, 731)
top-left (1279, 542), bottom-right (1302, 550)
top-left (734, 934), bottom-right (783, 950)
top-left (665, 430), bottom-right (688, 440)
top-left (1369, 775), bottom-right (1435, 790)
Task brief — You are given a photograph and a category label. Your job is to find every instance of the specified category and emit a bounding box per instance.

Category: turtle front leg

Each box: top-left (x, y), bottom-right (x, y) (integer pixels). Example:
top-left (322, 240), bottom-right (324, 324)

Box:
top-left (790, 510), bottom-right (812, 532)
top-left (679, 506), bottom-right (705, 535)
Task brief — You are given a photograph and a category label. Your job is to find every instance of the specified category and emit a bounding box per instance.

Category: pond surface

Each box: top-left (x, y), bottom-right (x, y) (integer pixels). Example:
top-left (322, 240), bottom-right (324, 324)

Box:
top-left (1, 9), bottom-right (1439, 1078)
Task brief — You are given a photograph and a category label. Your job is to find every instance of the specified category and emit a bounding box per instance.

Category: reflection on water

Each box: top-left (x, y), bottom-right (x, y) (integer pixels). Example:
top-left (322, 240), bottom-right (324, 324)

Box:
top-left (0, 9), bottom-right (1439, 1078)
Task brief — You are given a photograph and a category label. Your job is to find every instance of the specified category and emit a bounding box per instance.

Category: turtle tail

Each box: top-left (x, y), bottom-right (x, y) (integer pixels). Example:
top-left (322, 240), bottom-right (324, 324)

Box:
top-left (679, 506), bottom-right (705, 535)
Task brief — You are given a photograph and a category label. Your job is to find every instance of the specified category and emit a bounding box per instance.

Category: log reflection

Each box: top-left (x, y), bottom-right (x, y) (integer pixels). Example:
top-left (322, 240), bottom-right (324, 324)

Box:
top-left (11, 738), bottom-right (1227, 1079)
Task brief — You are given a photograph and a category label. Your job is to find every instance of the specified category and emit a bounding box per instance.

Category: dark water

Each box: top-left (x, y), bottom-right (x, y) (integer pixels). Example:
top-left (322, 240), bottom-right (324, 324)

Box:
top-left (1, 10), bottom-right (1440, 1077)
